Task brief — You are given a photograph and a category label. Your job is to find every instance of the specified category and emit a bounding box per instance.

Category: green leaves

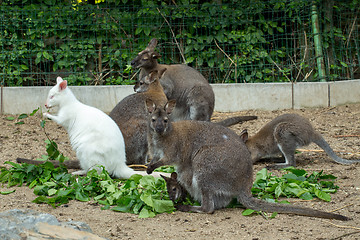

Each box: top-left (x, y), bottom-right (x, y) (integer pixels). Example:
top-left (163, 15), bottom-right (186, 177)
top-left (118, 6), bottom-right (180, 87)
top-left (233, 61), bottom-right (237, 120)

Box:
top-left (0, 162), bottom-right (174, 218)
top-left (252, 167), bottom-right (338, 202)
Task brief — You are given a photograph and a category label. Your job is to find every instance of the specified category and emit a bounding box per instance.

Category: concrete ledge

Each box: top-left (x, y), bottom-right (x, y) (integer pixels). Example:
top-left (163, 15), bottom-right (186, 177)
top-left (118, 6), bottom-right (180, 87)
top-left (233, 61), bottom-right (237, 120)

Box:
top-left (1, 80), bottom-right (359, 114)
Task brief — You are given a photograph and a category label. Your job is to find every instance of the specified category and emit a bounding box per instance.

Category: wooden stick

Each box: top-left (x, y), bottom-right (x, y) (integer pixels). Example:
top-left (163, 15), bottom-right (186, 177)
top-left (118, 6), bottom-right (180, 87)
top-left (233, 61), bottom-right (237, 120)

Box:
top-left (16, 157), bottom-right (81, 169)
top-left (333, 135), bottom-right (360, 138)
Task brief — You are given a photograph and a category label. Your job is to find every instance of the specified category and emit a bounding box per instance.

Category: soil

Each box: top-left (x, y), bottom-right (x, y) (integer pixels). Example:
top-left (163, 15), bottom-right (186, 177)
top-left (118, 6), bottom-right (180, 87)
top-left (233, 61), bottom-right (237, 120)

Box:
top-left (0, 103), bottom-right (359, 240)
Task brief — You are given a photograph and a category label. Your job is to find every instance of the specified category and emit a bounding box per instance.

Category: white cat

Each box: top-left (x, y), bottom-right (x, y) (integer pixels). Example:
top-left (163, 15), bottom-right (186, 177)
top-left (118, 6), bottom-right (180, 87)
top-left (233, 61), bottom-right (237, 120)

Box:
top-left (44, 76), bottom-right (145, 179)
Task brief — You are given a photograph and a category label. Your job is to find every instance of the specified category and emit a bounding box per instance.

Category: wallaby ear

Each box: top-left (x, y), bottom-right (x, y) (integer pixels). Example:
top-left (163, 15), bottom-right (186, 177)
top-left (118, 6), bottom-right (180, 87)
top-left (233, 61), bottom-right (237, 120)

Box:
top-left (160, 174), bottom-right (170, 181)
top-left (151, 52), bottom-right (161, 59)
top-left (170, 172), bottom-right (177, 180)
top-left (158, 68), bottom-right (167, 79)
top-left (59, 80), bottom-right (68, 91)
top-left (147, 38), bottom-right (158, 50)
top-left (145, 99), bottom-right (156, 114)
top-left (165, 100), bottom-right (176, 115)
top-left (148, 70), bottom-right (159, 83)
top-left (56, 76), bottom-right (63, 84)
top-left (239, 129), bottom-right (249, 143)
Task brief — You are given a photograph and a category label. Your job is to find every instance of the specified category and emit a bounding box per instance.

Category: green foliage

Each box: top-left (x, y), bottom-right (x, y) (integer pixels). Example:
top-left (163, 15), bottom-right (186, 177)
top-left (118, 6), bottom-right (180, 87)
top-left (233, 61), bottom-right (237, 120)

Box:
top-left (0, 162), bottom-right (174, 217)
top-left (0, 160), bottom-right (341, 218)
top-left (1, 0), bottom-right (358, 86)
top-left (251, 167), bottom-right (338, 202)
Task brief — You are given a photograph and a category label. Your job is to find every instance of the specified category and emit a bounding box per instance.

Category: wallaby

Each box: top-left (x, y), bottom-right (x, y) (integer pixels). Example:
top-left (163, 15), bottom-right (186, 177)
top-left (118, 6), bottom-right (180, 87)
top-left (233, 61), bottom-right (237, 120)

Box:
top-left (39, 76), bottom-right (168, 179)
top-left (161, 172), bottom-right (187, 203)
top-left (109, 69), bottom-right (169, 165)
top-left (239, 113), bottom-right (360, 169)
top-left (131, 38), bottom-right (215, 122)
top-left (145, 99), bottom-right (349, 220)
top-left (133, 68), bottom-right (258, 127)
top-left (110, 69), bottom-right (256, 164)
top-left (41, 77), bottom-right (137, 179)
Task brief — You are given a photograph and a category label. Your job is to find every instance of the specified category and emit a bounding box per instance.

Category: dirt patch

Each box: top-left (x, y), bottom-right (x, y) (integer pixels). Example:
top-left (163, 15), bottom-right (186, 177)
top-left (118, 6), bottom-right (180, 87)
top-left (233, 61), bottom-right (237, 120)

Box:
top-left (0, 104), bottom-right (359, 240)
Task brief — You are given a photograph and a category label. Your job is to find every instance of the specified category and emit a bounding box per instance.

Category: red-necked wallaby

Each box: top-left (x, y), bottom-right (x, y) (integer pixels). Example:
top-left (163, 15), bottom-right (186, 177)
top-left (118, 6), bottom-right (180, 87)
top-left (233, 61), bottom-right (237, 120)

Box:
top-left (131, 38), bottom-right (215, 122)
top-left (145, 100), bottom-right (349, 220)
top-left (239, 113), bottom-right (360, 169)
top-left (134, 68), bottom-right (257, 127)
top-left (109, 69), bottom-right (168, 165)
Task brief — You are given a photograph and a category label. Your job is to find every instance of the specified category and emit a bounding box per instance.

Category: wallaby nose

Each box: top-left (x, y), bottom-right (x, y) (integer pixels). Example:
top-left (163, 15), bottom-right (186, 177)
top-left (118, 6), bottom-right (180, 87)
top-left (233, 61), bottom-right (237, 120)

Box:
top-left (130, 59), bottom-right (136, 67)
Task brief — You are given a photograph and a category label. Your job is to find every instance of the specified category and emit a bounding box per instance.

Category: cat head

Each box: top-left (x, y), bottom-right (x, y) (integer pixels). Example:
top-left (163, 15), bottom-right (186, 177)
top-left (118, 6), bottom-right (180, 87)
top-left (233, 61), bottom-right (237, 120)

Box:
top-left (45, 76), bottom-right (68, 109)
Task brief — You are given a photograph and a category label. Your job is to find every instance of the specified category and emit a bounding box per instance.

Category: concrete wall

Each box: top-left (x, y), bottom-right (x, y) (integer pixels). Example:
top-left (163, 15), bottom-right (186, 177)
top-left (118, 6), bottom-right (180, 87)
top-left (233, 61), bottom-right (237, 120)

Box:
top-left (1, 80), bottom-right (359, 114)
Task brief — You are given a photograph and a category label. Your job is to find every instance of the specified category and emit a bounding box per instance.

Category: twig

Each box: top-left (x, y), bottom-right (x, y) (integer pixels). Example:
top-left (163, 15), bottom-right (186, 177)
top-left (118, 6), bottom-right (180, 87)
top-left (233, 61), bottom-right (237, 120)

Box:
top-left (295, 30), bottom-right (308, 82)
top-left (214, 40), bottom-right (238, 83)
top-left (329, 203), bottom-right (354, 213)
top-left (156, 8), bottom-right (186, 64)
top-left (333, 134), bottom-right (360, 138)
top-left (297, 148), bottom-right (360, 155)
top-left (345, 9), bottom-right (358, 49)
top-left (128, 164), bottom-right (147, 169)
top-left (268, 56), bottom-right (292, 82)
top-left (324, 221), bottom-right (360, 231)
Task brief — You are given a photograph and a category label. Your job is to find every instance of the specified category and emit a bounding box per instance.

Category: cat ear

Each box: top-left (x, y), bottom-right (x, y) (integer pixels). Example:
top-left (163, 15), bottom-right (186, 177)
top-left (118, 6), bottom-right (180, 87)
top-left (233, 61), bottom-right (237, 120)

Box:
top-left (56, 76), bottom-right (63, 84)
top-left (59, 80), bottom-right (68, 91)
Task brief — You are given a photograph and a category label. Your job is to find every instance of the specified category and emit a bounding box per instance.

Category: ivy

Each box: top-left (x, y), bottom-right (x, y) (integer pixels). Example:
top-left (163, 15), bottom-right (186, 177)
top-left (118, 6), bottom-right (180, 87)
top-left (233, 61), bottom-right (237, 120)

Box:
top-left (1, 0), bottom-right (357, 86)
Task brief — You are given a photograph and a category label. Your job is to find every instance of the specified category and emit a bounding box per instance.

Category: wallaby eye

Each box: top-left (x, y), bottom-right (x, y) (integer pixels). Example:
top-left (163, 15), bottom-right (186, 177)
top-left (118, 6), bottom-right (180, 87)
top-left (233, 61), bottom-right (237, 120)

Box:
top-left (172, 187), bottom-right (177, 192)
top-left (151, 118), bottom-right (156, 122)
top-left (140, 81), bottom-right (144, 85)
top-left (50, 95), bottom-right (54, 99)
top-left (164, 119), bottom-right (168, 123)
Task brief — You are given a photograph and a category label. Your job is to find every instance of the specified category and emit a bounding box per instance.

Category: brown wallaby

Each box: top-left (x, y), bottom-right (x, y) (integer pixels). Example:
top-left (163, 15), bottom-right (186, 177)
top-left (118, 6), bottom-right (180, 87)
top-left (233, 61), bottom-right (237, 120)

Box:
top-left (131, 38), bottom-right (215, 122)
top-left (109, 69), bottom-right (168, 165)
top-left (145, 99), bottom-right (349, 220)
top-left (239, 113), bottom-right (360, 169)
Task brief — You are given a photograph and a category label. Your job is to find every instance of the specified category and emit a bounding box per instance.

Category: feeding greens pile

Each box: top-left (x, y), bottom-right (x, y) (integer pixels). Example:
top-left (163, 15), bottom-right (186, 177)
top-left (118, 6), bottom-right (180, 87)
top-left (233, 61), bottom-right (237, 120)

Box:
top-left (0, 160), bottom-right (340, 218)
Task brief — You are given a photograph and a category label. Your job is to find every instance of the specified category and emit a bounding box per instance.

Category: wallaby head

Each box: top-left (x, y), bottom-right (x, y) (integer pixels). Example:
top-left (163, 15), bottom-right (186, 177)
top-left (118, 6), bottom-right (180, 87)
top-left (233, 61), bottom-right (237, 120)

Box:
top-left (45, 76), bottom-right (71, 109)
top-left (134, 68), bottom-right (167, 93)
top-left (145, 98), bottom-right (176, 135)
top-left (131, 38), bottom-right (161, 70)
top-left (161, 172), bottom-right (187, 203)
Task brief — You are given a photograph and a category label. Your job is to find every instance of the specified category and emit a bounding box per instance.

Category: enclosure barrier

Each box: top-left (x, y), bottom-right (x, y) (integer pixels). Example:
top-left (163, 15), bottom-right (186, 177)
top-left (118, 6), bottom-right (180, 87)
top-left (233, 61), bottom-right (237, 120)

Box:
top-left (1, 80), bottom-right (359, 115)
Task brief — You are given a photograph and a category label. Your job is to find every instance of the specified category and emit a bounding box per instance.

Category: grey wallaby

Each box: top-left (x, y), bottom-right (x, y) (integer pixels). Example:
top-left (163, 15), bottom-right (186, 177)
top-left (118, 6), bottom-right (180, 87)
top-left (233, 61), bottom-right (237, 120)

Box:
top-left (239, 113), bottom-right (360, 169)
top-left (131, 38), bottom-right (215, 121)
top-left (145, 99), bottom-right (349, 220)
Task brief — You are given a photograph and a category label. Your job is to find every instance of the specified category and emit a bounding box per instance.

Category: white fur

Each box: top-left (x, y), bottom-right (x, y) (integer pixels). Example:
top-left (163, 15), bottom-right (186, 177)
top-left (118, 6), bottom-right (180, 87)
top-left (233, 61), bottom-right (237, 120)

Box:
top-left (44, 77), bottom-right (137, 179)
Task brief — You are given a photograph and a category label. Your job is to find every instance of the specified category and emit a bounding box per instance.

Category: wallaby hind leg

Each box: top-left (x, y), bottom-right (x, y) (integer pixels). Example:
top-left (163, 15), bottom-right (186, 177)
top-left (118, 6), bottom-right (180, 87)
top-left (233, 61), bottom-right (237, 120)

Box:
top-left (176, 189), bottom-right (215, 213)
top-left (268, 123), bottom-right (301, 169)
top-left (188, 87), bottom-right (214, 121)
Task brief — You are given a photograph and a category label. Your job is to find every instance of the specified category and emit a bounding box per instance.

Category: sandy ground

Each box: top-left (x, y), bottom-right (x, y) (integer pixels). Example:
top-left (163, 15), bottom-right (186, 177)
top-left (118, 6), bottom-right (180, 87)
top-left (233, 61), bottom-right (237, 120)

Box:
top-left (0, 103), bottom-right (359, 240)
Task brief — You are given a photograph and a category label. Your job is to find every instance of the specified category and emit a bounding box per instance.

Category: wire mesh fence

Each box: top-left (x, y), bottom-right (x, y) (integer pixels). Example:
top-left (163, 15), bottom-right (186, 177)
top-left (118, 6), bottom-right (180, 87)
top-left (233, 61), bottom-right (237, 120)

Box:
top-left (0, 0), bottom-right (359, 86)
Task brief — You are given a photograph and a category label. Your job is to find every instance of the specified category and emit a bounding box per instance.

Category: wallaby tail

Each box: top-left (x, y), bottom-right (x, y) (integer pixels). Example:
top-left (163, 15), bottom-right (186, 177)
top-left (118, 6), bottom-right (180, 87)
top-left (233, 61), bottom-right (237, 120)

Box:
top-left (238, 193), bottom-right (350, 221)
top-left (313, 134), bottom-right (360, 164)
top-left (215, 116), bottom-right (258, 127)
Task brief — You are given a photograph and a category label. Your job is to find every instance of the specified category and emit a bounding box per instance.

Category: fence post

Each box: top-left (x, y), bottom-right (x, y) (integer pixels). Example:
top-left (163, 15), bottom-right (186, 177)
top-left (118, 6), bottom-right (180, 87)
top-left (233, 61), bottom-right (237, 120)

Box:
top-left (1, 85), bottom-right (3, 115)
top-left (311, 3), bottom-right (326, 81)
